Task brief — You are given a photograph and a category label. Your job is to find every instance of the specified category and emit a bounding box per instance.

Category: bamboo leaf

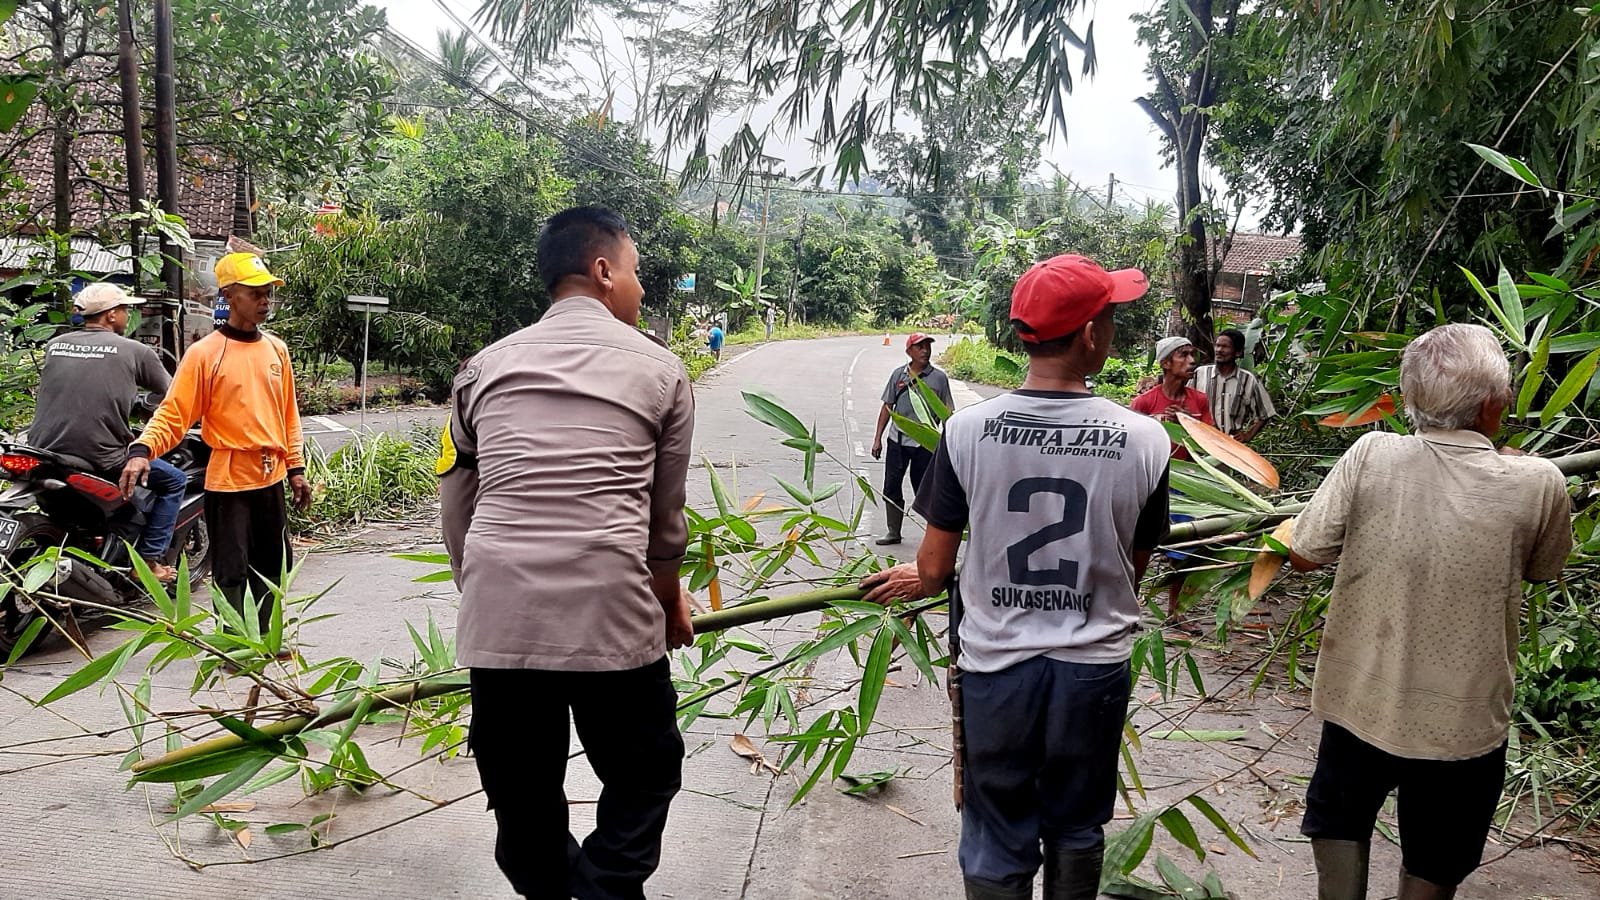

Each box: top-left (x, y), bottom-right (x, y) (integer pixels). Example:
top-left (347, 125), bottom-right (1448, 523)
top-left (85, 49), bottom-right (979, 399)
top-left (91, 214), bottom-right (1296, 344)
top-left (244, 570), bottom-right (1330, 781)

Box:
top-left (37, 636), bottom-right (144, 706)
top-left (1187, 794), bottom-right (1257, 858)
top-left (3, 615), bottom-right (48, 666)
top-left (1102, 813), bottom-right (1158, 883)
top-left (166, 752), bottom-right (275, 822)
top-left (1541, 346), bottom-right (1600, 427)
top-left (1318, 392), bottom-right (1397, 428)
top-left (1549, 332), bottom-right (1600, 354)
top-left (854, 622), bottom-right (894, 733)
top-left (1518, 334), bottom-right (1550, 418)
top-left (1496, 262), bottom-right (1526, 340)
top-left (133, 745), bottom-right (279, 784)
top-left (1461, 265), bottom-right (1523, 349)
top-left (1158, 807), bottom-right (1206, 861)
top-left (1153, 854), bottom-right (1205, 893)
top-left (1248, 518), bottom-right (1296, 600)
top-left (1466, 143), bottom-right (1548, 196)
top-left (742, 390), bottom-right (812, 441)
top-left (704, 457), bottom-right (735, 517)
top-left (1176, 414), bottom-right (1278, 489)
top-left (888, 410), bottom-right (940, 452)
top-left (1146, 728), bottom-right (1248, 742)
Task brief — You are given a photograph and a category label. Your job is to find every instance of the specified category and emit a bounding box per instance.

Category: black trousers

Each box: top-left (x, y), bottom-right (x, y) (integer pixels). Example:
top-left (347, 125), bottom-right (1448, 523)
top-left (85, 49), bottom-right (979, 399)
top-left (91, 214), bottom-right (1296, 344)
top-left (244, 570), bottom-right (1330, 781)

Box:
top-left (205, 484), bottom-right (291, 630)
top-left (882, 440), bottom-right (933, 515)
top-left (470, 658), bottom-right (684, 900)
top-left (1301, 721), bottom-right (1508, 886)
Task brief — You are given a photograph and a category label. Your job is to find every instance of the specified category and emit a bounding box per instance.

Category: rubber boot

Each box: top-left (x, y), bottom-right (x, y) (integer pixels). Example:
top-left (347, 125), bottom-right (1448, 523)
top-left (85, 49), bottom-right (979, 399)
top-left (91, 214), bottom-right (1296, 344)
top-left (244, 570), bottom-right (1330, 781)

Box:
top-left (1311, 839), bottom-right (1371, 900)
top-left (963, 877), bottom-right (1032, 900)
top-left (875, 505), bottom-right (904, 545)
top-left (1043, 843), bottom-right (1104, 900)
top-left (1396, 869), bottom-right (1457, 900)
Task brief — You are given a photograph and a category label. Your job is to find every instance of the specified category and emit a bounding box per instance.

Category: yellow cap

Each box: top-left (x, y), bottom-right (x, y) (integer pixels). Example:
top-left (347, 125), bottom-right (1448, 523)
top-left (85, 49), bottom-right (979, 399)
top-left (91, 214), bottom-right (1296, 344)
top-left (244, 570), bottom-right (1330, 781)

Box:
top-left (215, 252), bottom-right (285, 288)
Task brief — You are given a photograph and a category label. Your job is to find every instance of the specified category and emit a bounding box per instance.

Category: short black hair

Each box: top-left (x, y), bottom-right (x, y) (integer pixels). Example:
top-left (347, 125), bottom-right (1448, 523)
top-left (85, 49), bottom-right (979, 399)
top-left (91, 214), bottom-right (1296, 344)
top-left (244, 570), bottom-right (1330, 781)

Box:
top-left (1017, 328), bottom-right (1080, 358)
top-left (1219, 329), bottom-right (1247, 351)
top-left (536, 206), bottom-right (631, 292)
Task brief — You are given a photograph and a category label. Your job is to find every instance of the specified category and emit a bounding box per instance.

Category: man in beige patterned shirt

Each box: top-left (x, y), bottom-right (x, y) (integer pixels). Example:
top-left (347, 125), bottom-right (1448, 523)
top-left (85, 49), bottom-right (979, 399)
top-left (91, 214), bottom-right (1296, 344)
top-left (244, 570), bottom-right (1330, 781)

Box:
top-left (1288, 323), bottom-right (1571, 900)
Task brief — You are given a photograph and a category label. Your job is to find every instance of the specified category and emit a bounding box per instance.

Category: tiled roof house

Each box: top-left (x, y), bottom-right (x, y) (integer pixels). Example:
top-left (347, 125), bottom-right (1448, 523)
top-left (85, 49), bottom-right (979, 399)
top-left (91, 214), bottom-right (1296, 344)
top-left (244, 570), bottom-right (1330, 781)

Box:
top-left (1213, 233), bottom-right (1302, 311)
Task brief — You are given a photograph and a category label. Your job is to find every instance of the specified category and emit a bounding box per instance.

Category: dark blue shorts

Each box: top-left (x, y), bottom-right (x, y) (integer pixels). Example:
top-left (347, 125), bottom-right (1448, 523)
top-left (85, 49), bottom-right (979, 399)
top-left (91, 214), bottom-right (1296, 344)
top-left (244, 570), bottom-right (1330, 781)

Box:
top-left (957, 655), bottom-right (1132, 888)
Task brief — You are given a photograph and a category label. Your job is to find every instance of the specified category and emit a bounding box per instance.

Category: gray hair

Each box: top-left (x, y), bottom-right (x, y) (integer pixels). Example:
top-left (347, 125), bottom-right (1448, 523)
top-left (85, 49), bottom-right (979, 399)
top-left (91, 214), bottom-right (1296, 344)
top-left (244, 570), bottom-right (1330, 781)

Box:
top-left (1399, 323), bottom-right (1510, 430)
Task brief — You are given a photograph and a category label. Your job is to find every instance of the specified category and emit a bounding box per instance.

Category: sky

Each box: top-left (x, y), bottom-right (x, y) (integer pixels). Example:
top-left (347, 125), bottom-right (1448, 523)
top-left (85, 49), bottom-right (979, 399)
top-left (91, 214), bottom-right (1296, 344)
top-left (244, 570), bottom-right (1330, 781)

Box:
top-left (374, 0), bottom-right (1181, 212)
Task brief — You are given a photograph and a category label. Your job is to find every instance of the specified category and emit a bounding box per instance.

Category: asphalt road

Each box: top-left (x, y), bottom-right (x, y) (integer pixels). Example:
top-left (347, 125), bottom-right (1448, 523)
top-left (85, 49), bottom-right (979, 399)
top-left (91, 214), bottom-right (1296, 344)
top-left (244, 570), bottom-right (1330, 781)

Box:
top-left (0, 335), bottom-right (1589, 899)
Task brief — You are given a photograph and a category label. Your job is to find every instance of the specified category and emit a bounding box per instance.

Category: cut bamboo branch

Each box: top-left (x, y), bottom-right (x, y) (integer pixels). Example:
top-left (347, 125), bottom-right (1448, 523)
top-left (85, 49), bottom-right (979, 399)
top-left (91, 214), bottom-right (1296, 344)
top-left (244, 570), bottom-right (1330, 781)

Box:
top-left (131, 446), bottom-right (1600, 779)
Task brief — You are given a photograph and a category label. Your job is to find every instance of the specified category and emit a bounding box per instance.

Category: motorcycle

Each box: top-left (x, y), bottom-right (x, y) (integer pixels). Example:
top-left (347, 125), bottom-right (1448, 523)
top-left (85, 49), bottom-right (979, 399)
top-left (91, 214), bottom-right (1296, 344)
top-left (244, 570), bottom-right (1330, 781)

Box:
top-left (0, 431), bottom-right (212, 657)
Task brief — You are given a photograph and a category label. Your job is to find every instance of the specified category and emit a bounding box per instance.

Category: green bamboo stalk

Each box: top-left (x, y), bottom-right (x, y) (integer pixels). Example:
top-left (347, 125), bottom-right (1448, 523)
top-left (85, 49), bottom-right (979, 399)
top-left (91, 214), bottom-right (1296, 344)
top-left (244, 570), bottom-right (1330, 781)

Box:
top-left (131, 677), bottom-right (468, 775)
top-left (689, 584), bottom-right (866, 633)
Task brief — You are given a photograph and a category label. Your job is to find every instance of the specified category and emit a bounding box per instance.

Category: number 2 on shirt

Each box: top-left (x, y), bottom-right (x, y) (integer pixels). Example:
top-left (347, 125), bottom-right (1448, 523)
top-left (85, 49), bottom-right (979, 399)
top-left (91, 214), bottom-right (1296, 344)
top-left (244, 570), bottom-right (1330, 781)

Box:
top-left (1006, 477), bottom-right (1088, 587)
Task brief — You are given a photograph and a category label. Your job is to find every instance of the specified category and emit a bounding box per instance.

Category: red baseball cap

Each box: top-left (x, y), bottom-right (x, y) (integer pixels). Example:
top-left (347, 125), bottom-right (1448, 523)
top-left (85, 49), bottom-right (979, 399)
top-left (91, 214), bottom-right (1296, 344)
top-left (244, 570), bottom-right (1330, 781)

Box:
top-left (1009, 255), bottom-right (1149, 343)
top-left (906, 333), bottom-right (935, 349)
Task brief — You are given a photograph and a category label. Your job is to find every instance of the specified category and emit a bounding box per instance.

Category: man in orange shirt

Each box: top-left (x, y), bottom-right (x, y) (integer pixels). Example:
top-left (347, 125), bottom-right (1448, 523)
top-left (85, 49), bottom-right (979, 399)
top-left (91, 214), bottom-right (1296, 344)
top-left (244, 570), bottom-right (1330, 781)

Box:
top-left (120, 253), bottom-right (312, 628)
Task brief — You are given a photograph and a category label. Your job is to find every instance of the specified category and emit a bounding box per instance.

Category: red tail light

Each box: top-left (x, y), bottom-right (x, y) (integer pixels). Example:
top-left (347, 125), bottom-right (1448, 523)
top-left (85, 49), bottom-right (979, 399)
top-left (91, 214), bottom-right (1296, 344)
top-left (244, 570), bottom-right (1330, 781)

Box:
top-left (67, 473), bottom-right (124, 504)
top-left (0, 453), bottom-right (42, 478)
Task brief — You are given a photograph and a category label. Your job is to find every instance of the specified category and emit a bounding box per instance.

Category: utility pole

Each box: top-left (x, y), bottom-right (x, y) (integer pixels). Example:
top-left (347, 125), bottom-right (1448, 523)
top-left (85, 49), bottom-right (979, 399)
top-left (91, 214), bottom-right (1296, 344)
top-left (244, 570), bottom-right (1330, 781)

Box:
top-left (154, 0), bottom-right (183, 365)
top-left (116, 0), bottom-right (146, 294)
top-left (1107, 172), bottom-right (1116, 209)
top-left (752, 171), bottom-right (775, 320)
top-left (786, 211), bottom-right (808, 325)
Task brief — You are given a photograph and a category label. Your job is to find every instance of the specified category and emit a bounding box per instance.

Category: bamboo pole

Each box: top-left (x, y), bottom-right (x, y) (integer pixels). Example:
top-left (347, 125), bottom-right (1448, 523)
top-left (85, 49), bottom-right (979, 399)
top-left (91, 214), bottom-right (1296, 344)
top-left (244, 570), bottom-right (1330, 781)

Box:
top-left (131, 446), bottom-right (1600, 777)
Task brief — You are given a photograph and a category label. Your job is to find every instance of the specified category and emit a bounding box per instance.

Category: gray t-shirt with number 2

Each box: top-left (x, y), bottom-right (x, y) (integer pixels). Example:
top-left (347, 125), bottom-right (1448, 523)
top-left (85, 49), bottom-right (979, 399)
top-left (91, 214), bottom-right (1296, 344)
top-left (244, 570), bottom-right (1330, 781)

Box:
top-left (914, 390), bottom-right (1170, 673)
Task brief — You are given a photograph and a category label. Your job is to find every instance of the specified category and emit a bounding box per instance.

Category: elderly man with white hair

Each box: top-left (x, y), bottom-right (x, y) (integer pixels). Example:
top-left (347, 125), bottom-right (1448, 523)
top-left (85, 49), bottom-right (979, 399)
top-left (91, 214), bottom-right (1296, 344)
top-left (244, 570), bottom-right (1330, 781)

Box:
top-left (30, 282), bottom-right (184, 581)
top-left (1288, 323), bottom-right (1572, 900)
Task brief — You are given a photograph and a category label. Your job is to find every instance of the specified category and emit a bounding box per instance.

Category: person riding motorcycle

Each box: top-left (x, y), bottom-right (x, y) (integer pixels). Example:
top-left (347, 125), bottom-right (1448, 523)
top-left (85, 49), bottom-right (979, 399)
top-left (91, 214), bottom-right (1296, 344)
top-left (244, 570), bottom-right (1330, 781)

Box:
top-left (28, 283), bottom-right (186, 582)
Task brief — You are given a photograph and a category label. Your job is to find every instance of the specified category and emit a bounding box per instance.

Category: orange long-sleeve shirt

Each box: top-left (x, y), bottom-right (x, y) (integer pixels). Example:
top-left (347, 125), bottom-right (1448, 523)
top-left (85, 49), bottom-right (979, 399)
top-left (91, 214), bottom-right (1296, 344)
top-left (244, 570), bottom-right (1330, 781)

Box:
top-left (134, 326), bottom-right (305, 492)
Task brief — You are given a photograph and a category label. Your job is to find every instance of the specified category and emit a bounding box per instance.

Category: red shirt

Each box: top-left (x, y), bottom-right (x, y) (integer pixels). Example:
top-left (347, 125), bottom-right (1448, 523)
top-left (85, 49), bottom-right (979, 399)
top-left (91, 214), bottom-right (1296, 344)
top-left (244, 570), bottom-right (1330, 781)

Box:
top-left (1129, 384), bottom-right (1213, 459)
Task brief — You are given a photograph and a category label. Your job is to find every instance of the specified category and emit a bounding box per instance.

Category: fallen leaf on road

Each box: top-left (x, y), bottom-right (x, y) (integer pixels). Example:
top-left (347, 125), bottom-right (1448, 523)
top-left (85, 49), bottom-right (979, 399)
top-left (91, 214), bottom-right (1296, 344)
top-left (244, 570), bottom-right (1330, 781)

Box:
top-left (742, 492), bottom-right (767, 512)
top-left (884, 804), bottom-right (923, 826)
top-left (729, 733), bottom-right (780, 776)
top-left (168, 801), bottom-right (257, 815)
top-left (235, 827), bottom-right (253, 849)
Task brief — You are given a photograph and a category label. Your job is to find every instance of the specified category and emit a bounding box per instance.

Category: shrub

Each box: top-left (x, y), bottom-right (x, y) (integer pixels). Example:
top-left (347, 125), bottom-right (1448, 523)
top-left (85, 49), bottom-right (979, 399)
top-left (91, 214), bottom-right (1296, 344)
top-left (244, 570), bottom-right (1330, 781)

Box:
top-left (292, 427), bottom-right (440, 534)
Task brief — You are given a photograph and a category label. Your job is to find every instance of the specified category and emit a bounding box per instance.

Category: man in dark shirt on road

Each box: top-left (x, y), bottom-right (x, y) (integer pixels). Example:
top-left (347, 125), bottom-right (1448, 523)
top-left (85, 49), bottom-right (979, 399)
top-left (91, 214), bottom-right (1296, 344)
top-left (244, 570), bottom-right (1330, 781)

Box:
top-left (870, 333), bottom-right (954, 545)
top-left (30, 283), bottom-right (183, 582)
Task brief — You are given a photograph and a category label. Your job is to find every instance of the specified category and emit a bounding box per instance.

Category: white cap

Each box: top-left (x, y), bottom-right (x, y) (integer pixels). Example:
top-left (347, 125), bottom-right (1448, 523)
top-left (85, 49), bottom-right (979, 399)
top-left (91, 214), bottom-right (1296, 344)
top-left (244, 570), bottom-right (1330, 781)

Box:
top-left (74, 283), bottom-right (144, 317)
top-left (1155, 335), bottom-right (1194, 363)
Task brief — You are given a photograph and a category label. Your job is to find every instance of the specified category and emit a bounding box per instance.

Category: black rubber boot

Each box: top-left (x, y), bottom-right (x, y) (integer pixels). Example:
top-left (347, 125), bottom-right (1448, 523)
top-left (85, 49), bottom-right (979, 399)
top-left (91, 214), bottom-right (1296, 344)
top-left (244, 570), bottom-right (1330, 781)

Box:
top-left (963, 877), bottom-right (1032, 900)
top-left (875, 505), bottom-right (904, 545)
top-left (1311, 838), bottom-right (1371, 900)
top-left (1043, 843), bottom-right (1104, 900)
top-left (1397, 869), bottom-right (1457, 900)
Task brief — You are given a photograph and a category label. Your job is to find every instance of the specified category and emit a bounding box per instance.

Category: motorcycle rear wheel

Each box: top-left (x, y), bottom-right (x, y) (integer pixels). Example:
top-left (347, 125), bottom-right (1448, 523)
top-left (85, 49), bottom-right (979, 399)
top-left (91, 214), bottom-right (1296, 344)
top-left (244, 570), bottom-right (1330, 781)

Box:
top-left (0, 514), bottom-right (67, 659)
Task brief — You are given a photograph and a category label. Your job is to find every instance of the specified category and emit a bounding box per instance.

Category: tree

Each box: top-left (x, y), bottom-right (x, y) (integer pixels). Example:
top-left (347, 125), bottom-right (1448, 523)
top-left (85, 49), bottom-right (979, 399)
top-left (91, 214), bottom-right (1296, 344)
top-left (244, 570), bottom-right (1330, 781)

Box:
top-left (436, 29), bottom-right (498, 89)
top-left (803, 232), bottom-right (883, 325)
top-left (476, 0), bottom-right (1098, 187)
top-left (1229, 2), bottom-right (1600, 318)
top-left (0, 0), bottom-right (392, 285)
top-left (873, 61), bottom-right (1045, 270)
top-left (1133, 0), bottom-right (1248, 354)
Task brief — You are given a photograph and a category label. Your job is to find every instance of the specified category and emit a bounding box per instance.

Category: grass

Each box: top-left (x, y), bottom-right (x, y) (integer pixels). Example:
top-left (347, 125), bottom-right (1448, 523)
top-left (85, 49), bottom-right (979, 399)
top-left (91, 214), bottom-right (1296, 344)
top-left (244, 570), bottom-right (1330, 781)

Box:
top-left (292, 426), bottom-right (441, 535)
top-left (723, 317), bottom-right (879, 346)
top-left (938, 337), bottom-right (1157, 403)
